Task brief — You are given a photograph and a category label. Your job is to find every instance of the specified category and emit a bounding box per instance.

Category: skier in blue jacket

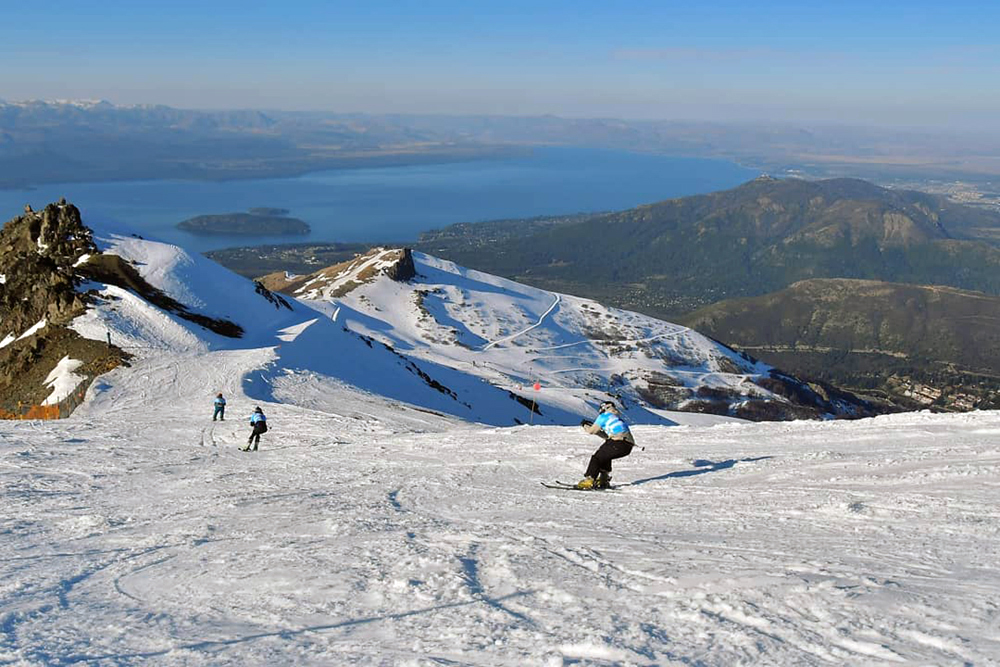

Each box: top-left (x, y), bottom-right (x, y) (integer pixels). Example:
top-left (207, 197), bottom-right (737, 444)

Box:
top-left (242, 407), bottom-right (267, 451)
top-left (576, 401), bottom-right (635, 489)
top-left (212, 393), bottom-right (226, 421)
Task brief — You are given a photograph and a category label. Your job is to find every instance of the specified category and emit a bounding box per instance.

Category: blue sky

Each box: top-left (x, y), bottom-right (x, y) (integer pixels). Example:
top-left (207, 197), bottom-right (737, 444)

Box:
top-left (3, 1), bottom-right (999, 128)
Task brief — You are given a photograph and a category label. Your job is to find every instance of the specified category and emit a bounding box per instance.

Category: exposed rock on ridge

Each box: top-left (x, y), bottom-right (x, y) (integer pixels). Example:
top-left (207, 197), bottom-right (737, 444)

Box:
top-left (0, 201), bottom-right (126, 415)
top-left (258, 247), bottom-right (416, 298)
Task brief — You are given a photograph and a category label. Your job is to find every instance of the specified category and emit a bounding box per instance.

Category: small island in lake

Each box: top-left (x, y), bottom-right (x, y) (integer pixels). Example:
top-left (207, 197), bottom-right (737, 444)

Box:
top-left (177, 208), bottom-right (310, 235)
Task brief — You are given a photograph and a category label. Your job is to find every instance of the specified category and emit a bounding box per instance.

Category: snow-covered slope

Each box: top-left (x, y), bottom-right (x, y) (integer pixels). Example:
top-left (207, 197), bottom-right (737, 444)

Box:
top-left (3, 399), bottom-right (999, 664)
top-left (67, 233), bottom-right (584, 427)
top-left (266, 248), bottom-right (869, 422)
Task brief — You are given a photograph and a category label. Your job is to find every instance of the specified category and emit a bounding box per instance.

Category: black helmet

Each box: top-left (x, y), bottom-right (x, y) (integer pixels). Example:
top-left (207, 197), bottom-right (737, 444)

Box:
top-left (599, 401), bottom-right (616, 413)
top-left (254, 406), bottom-right (262, 413)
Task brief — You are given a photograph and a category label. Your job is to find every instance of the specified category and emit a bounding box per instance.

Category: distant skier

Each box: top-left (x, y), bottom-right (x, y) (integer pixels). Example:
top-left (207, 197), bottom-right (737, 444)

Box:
top-left (213, 393), bottom-right (226, 421)
top-left (576, 401), bottom-right (635, 489)
top-left (242, 407), bottom-right (267, 451)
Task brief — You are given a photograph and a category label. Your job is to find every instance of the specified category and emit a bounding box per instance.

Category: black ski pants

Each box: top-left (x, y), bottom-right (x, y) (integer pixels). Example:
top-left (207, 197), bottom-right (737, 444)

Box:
top-left (247, 424), bottom-right (265, 450)
top-left (585, 438), bottom-right (634, 478)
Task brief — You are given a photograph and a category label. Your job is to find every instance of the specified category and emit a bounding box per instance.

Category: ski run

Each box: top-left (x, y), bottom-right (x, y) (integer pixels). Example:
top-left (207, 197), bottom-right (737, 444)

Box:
top-left (1, 224), bottom-right (999, 665)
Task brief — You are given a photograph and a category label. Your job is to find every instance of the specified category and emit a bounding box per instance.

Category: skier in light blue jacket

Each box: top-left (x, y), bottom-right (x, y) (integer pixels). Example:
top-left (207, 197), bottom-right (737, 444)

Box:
top-left (242, 407), bottom-right (268, 451)
top-left (213, 393), bottom-right (226, 421)
top-left (576, 401), bottom-right (635, 489)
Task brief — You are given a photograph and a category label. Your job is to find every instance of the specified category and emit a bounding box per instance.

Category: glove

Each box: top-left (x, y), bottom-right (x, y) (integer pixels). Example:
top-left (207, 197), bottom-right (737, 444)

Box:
top-left (581, 419), bottom-right (593, 428)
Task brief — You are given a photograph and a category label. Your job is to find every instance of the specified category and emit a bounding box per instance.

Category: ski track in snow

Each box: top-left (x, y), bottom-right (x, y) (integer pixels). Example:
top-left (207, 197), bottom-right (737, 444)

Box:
top-left (3, 391), bottom-right (1000, 665)
top-left (480, 294), bottom-right (561, 352)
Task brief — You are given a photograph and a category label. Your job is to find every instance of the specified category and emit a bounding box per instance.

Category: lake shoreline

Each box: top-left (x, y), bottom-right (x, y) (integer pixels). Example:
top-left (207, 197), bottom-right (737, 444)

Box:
top-left (0, 147), bottom-right (760, 253)
top-left (0, 145), bottom-right (533, 192)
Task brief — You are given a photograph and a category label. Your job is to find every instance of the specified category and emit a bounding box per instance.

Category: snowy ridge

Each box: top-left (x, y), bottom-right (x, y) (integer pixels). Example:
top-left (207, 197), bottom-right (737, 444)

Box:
top-left (70, 232), bottom-right (576, 426)
top-left (279, 249), bottom-right (825, 422)
top-left (290, 248), bottom-right (409, 300)
top-left (0, 98), bottom-right (134, 110)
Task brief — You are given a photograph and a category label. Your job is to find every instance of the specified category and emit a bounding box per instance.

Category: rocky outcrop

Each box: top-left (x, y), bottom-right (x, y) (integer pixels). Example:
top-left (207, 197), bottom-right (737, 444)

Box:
top-left (0, 200), bottom-right (95, 335)
top-left (384, 248), bottom-right (416, 282)
top-left (0, 201), bottom-right (127, 415)
top-left (253, 280), bottom-right (293, 310)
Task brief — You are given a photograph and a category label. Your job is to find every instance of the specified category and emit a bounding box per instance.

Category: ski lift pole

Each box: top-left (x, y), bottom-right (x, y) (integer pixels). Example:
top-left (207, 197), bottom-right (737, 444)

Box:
top-left (530, 380), bottom-right (541, 424)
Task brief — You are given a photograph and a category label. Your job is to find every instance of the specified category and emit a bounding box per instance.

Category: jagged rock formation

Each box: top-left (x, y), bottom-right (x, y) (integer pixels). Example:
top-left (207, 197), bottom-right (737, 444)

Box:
top-left (0, 199), bottom-right (95, 334)
top-left (253, 280), bottom-right (293, 310)
top-left (0, 201), bottom-right (127, 415)
top-left (383, 248), bottom-right (417, 282)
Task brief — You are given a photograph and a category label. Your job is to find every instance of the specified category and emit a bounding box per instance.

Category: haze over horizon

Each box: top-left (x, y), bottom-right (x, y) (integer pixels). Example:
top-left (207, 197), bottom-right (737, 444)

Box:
top-left (5, 0), bottom-right (1000, 131)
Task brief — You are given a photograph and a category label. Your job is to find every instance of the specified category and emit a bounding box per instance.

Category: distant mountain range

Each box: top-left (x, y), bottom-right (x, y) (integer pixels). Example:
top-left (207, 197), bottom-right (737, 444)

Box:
top-left (0, 100), bottom-right (518, 188)
top-left (416, 176), bottom-right (1000, 316)
top-left (5, 99), bottom-right (1000, 188)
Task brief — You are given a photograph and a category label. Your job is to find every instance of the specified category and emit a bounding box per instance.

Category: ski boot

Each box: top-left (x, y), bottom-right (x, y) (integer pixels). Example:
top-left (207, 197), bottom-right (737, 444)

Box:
top-left (575, 476), bottom-right (597, 490)
top-left (595, 472), bottom-right (612, 489)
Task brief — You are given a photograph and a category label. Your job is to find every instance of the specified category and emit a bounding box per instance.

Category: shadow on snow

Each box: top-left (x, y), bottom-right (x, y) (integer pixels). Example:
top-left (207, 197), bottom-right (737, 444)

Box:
top-left (627, 456), bottom-right (773, 486)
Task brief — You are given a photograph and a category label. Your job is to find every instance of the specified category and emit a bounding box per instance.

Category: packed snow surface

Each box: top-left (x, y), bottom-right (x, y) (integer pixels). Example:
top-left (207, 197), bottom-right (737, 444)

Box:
top-left (2, 398), bottom-right (999, 664)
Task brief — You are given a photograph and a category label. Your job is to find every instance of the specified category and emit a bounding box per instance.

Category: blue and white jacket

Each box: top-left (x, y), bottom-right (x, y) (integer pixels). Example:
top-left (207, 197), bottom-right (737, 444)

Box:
top-left (250, 412), bottom-right (266, 425)
top-left (214, 397), bottom-right (226, 407)
top-left (586, 409), bottom-right (635, 444)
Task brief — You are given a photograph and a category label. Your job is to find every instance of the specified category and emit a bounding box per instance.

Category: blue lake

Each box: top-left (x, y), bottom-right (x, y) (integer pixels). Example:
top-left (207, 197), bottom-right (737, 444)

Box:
top-left (1, 147), bottom-right (759, 252)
